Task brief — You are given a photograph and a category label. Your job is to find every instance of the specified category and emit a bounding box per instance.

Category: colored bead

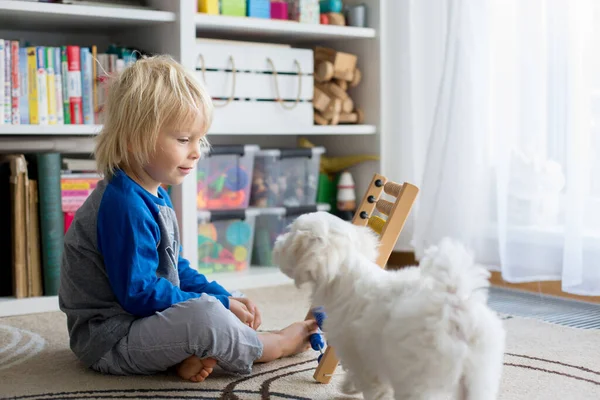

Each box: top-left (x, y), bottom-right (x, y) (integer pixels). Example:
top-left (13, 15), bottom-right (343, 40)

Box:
top-left (310, 333), bottom-right (325, 351)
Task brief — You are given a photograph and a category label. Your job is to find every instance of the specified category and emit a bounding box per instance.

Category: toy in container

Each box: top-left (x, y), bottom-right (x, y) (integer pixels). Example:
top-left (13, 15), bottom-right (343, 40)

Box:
top-left (221, 0), bottom-right (246, 16)
top-left (270, 1), bottom-right (288, 19)
top-left (288, 0), bottom-right (320, 24)
top-left (198, 0), bottom-right (219, 14)
top-left (197, 209), bottom-right (258, 274)
top-left (197, 145), bottom-right (259, 210)
top-left (251, 204), bottom-right (330, 266)
top-left (247, 0), bottom-right (270, 18)
top-left (250, 146), bottom-right (325, 207)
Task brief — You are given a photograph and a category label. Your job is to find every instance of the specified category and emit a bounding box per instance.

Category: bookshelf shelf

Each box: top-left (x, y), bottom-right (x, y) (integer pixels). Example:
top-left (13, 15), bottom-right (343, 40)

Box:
top-left (0, 124), bottom-right (376, 136)
top-left (195, 13), bottom-right (376, 42)
top-left (0, 266), bottom-right (292, 317)
top-left (0, 124), bottom-right (101, 136)
top-left (209, 124), bottom-right (377, 135)
top-left (0, 0), bottom-right (175, 32)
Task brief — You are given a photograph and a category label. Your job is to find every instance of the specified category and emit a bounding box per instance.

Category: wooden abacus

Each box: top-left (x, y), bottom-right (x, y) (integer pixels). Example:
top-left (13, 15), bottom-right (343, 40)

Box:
top-left (307, 173), bottom-right (419, 384)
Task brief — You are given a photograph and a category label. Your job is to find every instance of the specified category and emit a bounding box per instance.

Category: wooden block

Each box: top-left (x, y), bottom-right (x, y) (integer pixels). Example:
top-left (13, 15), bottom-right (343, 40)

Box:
top-left (338, 68), bottom-right (354, 81)
top-left (326, 82), bottom-right (348, 100)
top-left (315, 46), bottom-right (357, 81)
top-left (314, 112), bottom-right (329, 125)
top-left (327, 12), bottom-right (345, 25)
top-left (334, 79), bottom-right (348, 90)
top-left (350, 67), bottom-right (362, 87)
top-left (356, 108), bottom-right (364, 124)
top-left (313, 86), bottom-right (331, 112)
top-left (342, 97), bottom-right (353, 113)
top-left (321, 98), bottom-right (342, 120)
top-left (315, 61), bottom-right (334, 82)
top-left (339, 112), bottom-right (357, 123)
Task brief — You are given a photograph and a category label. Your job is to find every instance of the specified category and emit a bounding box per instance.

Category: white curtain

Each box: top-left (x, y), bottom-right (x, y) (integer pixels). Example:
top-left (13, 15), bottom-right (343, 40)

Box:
top-left (388, 0), bottom-right (600, 296)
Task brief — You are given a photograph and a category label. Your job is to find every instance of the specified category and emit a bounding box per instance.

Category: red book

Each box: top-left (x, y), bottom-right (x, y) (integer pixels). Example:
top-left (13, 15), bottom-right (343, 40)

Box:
top-left (66, 45), bottom-right (83, 124)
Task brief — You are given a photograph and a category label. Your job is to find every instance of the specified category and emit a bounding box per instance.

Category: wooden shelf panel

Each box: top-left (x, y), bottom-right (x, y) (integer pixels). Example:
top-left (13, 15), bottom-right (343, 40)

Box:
top-left (195, 14), bottom-right (376, 42)
top-left (0, 0), bottom-right (175, 32)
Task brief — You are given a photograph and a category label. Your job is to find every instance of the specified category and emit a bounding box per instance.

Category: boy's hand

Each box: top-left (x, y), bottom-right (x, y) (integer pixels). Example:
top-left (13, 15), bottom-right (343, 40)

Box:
top-left (229, 297), bottom-right (262, 330)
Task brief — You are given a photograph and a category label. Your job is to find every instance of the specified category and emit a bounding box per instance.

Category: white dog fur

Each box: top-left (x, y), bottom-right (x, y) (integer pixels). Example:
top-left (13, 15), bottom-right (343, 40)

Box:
top-left (272, 211), bottom-right (505, 400)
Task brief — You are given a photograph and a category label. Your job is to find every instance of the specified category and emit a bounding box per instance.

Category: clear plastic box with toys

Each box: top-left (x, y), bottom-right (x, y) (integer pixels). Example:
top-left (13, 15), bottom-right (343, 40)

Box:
top-left (197, 209), bottom-right (259, 274)
top-left (249, 147), bottom-right (325, 208)
top-left (196, 145), bottom-right (259, 210)
top-left (251, 203), bottom-right (330, 267)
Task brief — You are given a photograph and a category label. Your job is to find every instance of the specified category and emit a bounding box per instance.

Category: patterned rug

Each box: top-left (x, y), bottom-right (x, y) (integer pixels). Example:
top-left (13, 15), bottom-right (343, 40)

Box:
top-left (1, 284), bottom-right (600, 400)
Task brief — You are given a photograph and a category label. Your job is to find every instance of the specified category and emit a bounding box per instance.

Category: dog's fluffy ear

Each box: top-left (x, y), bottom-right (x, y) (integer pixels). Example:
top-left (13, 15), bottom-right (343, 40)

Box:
top-left (274, 228), bottom-right (343, 288)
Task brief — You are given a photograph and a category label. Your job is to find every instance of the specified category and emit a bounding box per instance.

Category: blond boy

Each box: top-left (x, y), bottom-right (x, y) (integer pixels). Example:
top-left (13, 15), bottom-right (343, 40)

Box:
top-left (58, 55), bottom-right (316, 382)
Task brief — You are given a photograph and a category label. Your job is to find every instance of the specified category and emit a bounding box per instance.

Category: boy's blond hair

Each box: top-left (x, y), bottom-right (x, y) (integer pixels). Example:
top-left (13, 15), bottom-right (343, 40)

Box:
top-left (94, 54), bottom-right (213, 179)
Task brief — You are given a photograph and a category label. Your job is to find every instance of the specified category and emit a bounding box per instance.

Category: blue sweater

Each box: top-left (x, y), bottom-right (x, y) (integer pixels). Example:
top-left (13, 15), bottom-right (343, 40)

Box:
top-left (59, 169), bottom-right (231, 367)
top-left (97, 170), bottom-right (231, 315)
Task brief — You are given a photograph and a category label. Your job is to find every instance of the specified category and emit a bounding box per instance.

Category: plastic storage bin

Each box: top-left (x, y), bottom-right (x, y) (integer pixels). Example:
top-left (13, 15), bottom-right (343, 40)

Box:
top-left (251, 204), bottom-right (330, 266)
top-left (197, 209), bottom-right (258, 274)
top-left (197, 144), bottom-right (259, 210)
top-left (250, 147), bottom-right (325, 207)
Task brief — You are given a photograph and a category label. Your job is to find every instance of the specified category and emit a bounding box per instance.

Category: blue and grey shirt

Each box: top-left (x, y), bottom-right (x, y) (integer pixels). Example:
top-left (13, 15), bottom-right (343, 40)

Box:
top-left (59, 169), bottom-right (231, 367)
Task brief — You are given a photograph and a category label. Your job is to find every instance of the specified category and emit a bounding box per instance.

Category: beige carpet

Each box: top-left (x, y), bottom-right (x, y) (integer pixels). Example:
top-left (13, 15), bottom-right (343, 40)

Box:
top-left (1, 284), bottom-right (599, 400)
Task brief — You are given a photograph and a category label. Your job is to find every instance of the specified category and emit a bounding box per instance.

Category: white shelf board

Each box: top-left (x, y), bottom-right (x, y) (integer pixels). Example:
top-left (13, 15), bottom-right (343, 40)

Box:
top-left (0, 124), bottom-right (375, 136)
top-left (205, 266), bottom-right (293, 292)
top-left (195, 14), bottom-right (376, 42)
top-left (208, 124), bottom-right (377, 135)
top-left (0, 267), bottom-right (291, 317)
top-left (0, 295), bottom-right (59, 317)
top-left (0, 124), bottom-right (101, 136)
top-left (0, 0), bottom-right (175, 31)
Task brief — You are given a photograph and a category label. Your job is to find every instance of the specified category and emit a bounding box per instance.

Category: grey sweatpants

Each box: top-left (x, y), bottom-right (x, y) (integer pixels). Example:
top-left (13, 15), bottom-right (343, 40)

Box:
top-left (90, 294), bottom-right (264, 376)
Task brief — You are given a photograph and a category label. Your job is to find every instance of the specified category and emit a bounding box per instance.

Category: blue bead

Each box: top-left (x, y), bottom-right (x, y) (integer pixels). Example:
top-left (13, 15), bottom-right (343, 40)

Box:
top-left (318, 353), bottom-right (324, 363)
top-left (312, 307), bottom-right (327, 330)
top-left (310, 333), bottom-right (325, 351)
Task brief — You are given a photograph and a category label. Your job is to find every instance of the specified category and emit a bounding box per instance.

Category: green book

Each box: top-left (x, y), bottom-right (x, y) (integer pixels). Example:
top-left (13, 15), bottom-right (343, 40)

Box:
top-left (36, 153), bottom-right (64, 296)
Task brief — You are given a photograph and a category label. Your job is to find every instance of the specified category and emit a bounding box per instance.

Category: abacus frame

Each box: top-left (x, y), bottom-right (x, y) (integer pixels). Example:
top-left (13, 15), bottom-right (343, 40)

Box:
top-left (308, 173), bottom-right (419, 384)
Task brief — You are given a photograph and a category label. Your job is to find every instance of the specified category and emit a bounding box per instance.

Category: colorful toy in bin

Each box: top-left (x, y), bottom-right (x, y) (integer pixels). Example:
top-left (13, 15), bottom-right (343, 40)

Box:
top-left (197, 209), bottom-right (258, 274)
top-left (250, 147), bottom-right (325, 208)
top-left (197, 145), bottom-right (258, 210)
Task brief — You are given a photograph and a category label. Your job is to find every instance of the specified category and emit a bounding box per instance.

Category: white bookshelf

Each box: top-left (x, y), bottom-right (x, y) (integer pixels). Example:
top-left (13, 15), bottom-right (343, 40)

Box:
top-left (0, 0), bottom-right (175, 31)
top-left (0, 0), bottom-right (387, 316)
top-left (195, 13), bottom-right (376, 42)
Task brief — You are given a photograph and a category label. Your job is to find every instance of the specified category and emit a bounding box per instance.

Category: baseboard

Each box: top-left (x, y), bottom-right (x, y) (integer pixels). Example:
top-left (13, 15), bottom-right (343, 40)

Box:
top-left (389, 251), bottom-right (600, 304)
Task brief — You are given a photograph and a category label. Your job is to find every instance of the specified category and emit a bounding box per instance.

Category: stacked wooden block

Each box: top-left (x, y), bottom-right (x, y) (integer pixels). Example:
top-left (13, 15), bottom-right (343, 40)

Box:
top-left (312, 46), bottom-right (363, 125)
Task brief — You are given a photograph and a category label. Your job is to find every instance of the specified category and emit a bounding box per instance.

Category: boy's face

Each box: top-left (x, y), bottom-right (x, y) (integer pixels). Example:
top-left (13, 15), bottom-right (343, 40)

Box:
top-left (142, 114), bottom-right (206, 194)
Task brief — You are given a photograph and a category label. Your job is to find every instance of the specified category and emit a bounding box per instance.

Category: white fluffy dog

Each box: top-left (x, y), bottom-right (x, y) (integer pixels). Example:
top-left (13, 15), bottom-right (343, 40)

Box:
top-left (272, 211), bottom-right (505, 400)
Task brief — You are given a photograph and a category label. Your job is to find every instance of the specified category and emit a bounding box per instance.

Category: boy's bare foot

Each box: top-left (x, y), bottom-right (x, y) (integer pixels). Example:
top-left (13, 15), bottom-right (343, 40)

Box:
top-left (257, 320), bottom-right (318, 362)
top-left (176, 356), bottom-right (217, 382)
